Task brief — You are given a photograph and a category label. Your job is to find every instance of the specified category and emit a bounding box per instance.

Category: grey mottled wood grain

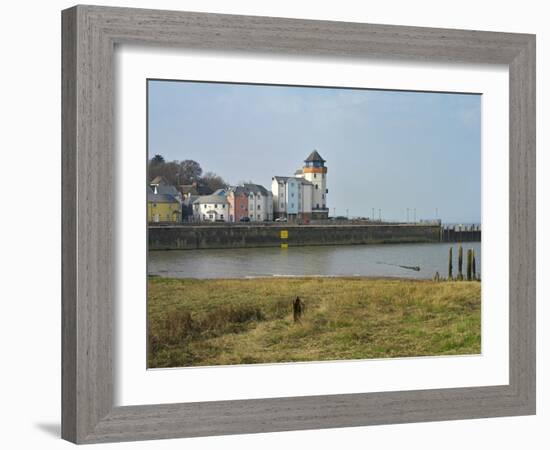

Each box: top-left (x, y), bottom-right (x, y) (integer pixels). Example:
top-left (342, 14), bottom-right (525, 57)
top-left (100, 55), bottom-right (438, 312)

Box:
top-left (61, 5), bottom-right (536, 444)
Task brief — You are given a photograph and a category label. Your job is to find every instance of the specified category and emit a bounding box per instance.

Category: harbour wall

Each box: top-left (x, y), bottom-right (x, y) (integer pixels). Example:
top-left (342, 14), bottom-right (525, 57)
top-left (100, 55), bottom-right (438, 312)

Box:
top-left (148, 224), bottom-right (443, 251)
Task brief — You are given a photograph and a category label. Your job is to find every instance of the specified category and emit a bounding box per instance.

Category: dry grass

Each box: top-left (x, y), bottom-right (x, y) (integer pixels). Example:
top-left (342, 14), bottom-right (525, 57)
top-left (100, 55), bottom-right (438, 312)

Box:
top-left (147, 277), bottom-right (481, 368)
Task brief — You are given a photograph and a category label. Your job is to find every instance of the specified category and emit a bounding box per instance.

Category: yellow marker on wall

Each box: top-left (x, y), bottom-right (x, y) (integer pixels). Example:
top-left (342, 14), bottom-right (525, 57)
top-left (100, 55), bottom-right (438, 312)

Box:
top-left (280, 230), bottom-right (288, 239)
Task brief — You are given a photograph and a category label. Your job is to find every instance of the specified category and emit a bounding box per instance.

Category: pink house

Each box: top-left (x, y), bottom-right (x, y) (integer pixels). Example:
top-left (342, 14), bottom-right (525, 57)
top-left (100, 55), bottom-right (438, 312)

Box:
top-left (228, 187), bottom-right (249, 222)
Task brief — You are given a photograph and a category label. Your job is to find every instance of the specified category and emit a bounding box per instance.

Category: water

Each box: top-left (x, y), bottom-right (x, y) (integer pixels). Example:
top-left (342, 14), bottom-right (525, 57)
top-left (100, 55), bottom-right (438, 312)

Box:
top-left (148, 242), bottom-right (481, 280)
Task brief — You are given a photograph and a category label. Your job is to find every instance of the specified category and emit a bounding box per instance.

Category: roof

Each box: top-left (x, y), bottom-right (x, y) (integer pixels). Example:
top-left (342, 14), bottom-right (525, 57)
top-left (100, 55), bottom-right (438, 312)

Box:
top-left (229, 186), bottom-right (249, 196)
top-left (243, 183), bottom-right (270, 196)
top-left (212, 188), bottom-right (228, 196)
top-left (179, 185), bottom-right (199, 195)
top-left (154, 185), bottom-right (180, 197)
top-left (273, 176), bottom-right (309, 185)
top-left (179, 182), bottom-right (211, 195)
top-left (192, 194), bottom-right (228, 205)
top-left (273, 176), bottom-right (290, 182)
top-left (148, 192), bottom-right (179, 203)
top-left (150, 175), bottom-right (169, 185)
top-left (304, 150), bottom-right (325, 163)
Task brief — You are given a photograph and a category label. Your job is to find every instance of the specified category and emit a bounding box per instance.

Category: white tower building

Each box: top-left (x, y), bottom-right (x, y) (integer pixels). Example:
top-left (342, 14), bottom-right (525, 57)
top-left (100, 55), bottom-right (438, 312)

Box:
top-left (296, 150), bottom-right (328, 219)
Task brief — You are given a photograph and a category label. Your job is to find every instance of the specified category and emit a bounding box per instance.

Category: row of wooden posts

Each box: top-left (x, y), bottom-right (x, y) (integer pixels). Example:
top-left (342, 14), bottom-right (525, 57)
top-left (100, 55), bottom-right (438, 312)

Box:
top-left (434, 245), bottom-right (479, 281)
top-left (448, 245), bottom-right (478, 281)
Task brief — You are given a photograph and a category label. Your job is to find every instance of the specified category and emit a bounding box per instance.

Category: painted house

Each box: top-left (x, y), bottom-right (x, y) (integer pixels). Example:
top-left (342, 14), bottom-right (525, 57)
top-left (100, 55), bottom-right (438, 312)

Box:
top-left (227, 186), bottom-right (249, 222)
top-left (272, 176), bottom-right (312, 221)
top-left (192, 194), bottom-right (229, 222)
top-left (147, 187), bottom-right (181, 223)
top-left (243, 183), bottom-right (273, 222)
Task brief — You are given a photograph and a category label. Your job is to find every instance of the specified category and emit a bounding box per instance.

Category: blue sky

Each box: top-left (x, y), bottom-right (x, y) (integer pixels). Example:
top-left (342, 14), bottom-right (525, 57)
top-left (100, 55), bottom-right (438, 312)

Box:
top-left (148, 80), bottom-right (481, 223)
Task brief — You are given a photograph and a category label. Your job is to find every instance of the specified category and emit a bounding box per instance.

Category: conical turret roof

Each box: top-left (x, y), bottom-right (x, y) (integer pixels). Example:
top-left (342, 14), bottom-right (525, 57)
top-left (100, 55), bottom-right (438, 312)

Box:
top-left (304, 150), bottom-right (325, 163)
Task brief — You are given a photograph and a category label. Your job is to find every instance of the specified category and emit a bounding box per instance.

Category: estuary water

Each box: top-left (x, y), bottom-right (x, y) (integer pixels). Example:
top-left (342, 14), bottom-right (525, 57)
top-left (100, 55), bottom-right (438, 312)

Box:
top-left (148, 242), bottom-right (481, 280)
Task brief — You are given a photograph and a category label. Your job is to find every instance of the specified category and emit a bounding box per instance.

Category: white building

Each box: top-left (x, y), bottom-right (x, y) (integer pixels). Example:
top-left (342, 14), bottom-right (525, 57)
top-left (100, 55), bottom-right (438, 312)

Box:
top-left (272, 150), bottom-right (328, 221)
top-left (294, 150), bottom-right (328, 218)
top-left (243, 183), bottom-right (273, 222)
top-left (272, 176), bottom-right (313, 221)
top-left (192, 194), bottom-right (230, 222)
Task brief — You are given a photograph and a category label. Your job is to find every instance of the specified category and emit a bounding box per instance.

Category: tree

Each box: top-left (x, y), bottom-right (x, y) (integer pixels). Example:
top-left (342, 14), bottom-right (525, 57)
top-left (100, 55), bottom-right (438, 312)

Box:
top-left (148, 160), bottom-right (180, 185)
top-left (201, 171), bottom-right (227, 192)
top-left (179, 160), bottom-right (203, 184)
top-left (150, 154), bottom-right (165, 166)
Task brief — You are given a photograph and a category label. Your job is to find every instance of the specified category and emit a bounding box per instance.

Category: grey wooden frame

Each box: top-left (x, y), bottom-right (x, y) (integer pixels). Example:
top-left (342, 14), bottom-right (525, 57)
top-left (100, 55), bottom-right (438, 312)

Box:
top-left (62, 4), bottom-right (536, 444)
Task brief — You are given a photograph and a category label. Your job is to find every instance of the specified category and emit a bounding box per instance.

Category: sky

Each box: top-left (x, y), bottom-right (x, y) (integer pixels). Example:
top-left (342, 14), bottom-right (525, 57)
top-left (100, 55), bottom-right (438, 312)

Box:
top-left (148, 80), bottom-right (481, 224)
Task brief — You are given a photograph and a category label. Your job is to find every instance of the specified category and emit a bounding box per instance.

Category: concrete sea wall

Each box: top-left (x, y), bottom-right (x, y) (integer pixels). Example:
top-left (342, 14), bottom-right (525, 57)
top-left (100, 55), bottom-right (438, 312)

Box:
top-left (148, 224), bottom-right (442, 251)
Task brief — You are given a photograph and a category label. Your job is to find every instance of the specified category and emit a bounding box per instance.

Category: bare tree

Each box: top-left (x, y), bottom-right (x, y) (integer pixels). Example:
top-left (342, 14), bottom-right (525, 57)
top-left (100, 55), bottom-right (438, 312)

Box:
top-left (179, 160), bottom-right (203, 184)
top-left (201, 171), bottom-right (227, 192)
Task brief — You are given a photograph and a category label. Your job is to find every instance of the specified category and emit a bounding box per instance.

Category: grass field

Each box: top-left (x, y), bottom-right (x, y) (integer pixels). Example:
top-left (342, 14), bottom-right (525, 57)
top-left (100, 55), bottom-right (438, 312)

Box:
top-left (147, 276), bottom-right (481, 368)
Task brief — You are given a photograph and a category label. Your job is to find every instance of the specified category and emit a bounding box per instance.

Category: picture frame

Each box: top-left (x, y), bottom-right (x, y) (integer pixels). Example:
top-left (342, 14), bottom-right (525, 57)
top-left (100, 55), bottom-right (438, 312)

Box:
top-left (61, 4), bottom-right (535, 444)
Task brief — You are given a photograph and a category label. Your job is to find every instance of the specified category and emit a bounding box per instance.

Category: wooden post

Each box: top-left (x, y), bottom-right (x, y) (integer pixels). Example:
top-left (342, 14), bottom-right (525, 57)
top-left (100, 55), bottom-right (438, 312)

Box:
top-left (472, 249), bottom-right (477, 280)
top-left (448, 246), bottom-right (453, 280)
top-left (458, 245), bottom-right (463, 280)
top-left (467, 248), bottom-right (472, 281)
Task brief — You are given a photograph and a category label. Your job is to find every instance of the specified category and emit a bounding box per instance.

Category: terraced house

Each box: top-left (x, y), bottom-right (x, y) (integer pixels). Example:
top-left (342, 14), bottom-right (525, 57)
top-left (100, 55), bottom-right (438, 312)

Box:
top-left (243, 183), bottom-right (273, 222)
top-left (147, 186), bottom-right (181, 223)
top-left (192, 193), bottom-right (229, 222)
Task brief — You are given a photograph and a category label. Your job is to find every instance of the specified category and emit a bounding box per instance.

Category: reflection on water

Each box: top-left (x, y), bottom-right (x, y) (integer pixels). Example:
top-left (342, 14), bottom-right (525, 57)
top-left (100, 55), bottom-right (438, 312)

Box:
top-left (148, 242), bottom-right (482, 280)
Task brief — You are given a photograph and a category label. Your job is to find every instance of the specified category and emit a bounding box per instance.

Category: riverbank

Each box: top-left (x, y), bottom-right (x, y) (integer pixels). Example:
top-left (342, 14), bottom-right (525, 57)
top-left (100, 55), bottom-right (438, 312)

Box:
top-left (148, 223), bottom-right (442, 250)
top-left (148, 276), bottom-right (481, 368)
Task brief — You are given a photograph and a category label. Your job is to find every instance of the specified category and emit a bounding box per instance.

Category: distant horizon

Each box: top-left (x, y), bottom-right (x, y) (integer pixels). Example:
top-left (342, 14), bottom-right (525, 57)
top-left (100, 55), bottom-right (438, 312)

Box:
top-left (148, 80), bottom-right (481, 223)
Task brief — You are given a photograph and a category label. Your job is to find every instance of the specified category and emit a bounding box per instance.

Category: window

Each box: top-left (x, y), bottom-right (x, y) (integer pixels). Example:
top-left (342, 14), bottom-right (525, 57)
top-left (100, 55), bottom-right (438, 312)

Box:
top-left (209, 214), bottom-right (213, 219)
top-left (291, 203), bottom-right (294, 208)
top-left (220, 214), bottom-right (224, 219)
top-left (257, 195), bottom-right (261, 199)
top-left (315, 184), bottom-right (318, 189)
top-left (316, 203), bottom-right (320, 209)
top-left (257, 214), bottom-right (261, 220)
top-left (214, 204), bottom-right (218, 208)
top-left (314, 173), bottom-right (317, 178)
top-left (223, 204), bottom-right (225, 208)
top-left (322, 194), bottom-right (324, 199)
top-left (291, 193), bottom-right (294, 197)
top-left (257, 205), bottom-right (261, 210)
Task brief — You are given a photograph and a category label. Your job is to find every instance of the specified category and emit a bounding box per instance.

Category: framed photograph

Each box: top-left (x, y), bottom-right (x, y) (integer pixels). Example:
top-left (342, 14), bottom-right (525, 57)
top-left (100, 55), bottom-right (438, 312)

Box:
top-left (62, 5), bottom-right (535, 444)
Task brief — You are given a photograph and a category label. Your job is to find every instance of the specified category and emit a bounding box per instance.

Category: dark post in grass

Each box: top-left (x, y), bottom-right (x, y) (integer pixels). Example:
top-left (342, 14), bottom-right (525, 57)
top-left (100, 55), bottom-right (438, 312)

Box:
top-left (448, 246), bottom-right (453, 280)
top-left (458, 245), bottom-right (463, 280)
top-left (467, 248), bottom-right (473, 281)
top-left (472, 249), bottom-right (477, 280)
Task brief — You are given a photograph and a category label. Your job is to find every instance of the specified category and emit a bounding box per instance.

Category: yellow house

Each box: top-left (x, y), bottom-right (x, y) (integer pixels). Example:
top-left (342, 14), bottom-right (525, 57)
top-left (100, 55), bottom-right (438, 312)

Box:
top-left (148, 189), bottom-right (181, 223)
